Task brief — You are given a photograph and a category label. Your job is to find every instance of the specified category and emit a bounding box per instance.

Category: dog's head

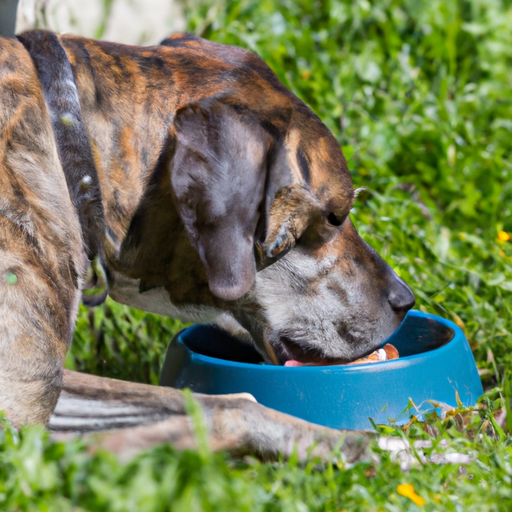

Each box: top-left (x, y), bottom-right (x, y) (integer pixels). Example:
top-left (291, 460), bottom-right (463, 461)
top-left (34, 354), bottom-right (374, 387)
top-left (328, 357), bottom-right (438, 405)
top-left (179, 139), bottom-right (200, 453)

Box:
top-left (166, 36), bottom-right (415, 364)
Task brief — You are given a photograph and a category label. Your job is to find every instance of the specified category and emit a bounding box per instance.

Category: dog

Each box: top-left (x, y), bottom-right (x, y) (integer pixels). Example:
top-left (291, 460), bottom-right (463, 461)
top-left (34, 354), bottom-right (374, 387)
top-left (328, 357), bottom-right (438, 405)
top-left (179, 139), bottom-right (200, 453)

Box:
top-left (0, 30), bottom-right (414, 460)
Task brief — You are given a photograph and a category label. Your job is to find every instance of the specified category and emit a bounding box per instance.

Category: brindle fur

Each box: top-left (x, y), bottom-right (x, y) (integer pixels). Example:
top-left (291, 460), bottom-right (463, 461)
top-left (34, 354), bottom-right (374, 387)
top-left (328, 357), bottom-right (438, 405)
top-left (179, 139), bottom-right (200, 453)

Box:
top-left (50, 370), bottom-right (372, 462)
top-left (0, 31), bottom-right (414, 458)
top-left (0, 37), bottom-right (85, 426)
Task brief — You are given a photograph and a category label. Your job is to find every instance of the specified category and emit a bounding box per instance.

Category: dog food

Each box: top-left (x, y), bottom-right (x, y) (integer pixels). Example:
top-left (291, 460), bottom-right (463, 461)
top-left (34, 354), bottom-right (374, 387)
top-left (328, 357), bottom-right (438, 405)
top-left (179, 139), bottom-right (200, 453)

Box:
top-left (284, 343), bottom-right (399, 367)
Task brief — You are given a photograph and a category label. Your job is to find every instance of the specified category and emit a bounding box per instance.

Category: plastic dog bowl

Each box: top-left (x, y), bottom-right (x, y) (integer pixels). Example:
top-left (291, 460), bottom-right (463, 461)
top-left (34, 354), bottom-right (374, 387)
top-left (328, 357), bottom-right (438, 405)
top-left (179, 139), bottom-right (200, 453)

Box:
top-left (159, 311), bottom-right (483, 430)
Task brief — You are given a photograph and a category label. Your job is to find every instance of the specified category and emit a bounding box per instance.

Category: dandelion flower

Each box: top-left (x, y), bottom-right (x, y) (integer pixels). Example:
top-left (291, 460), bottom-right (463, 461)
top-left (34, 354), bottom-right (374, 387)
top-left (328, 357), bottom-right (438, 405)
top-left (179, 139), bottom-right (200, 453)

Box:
top-left (498, 231), bottom-right (510, 242)
top-left (397, 483), bottom-right (426, 506)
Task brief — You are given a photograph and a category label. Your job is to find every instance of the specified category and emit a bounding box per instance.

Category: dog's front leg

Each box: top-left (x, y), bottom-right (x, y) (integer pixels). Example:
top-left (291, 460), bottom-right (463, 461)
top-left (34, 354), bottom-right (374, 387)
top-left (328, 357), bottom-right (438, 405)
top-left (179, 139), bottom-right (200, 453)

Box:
top-left (197, 392), bottom-right (372, 463)
top-left (50, 370), bottom-right (371, 463)
top-left (0, 223), bottom-right (82, 428)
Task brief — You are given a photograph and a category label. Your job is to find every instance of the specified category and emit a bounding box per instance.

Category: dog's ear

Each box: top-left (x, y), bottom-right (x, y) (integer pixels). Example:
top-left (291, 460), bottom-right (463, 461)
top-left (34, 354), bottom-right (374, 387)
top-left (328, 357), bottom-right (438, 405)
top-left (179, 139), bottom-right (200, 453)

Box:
top-left (258, 184), bottom-right (322, 261)
top-left (171, 100), bottom-right (270, 301)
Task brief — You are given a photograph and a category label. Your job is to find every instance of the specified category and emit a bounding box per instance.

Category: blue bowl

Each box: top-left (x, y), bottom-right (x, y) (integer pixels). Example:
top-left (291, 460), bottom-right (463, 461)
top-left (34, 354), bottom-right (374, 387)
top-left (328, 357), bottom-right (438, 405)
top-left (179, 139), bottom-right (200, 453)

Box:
top-left (159, 311), bottom-right (483, 430)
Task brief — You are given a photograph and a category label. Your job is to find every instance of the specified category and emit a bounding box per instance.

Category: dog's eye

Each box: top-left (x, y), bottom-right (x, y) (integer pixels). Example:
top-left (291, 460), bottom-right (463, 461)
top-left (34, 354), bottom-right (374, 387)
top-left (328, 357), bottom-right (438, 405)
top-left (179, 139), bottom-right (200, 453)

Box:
top-left (327, 213), bottom-right (343, 226)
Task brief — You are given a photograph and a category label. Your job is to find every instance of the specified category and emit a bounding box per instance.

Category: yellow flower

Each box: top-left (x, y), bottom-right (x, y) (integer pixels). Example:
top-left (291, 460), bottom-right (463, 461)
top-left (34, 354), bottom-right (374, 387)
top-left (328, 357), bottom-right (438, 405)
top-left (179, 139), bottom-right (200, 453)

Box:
top-left (498, 231), bottom-right (511, 242)
top-left (301, 69), bottom-right (311, 81)
top-left (397, 484), bottom-right (426, 506)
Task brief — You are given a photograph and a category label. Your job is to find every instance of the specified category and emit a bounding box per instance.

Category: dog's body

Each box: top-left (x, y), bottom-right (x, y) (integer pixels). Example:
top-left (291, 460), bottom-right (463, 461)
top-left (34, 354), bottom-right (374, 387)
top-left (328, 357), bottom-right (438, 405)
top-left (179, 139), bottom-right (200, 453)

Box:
top-left (0, 31), bottom-right (414, 458)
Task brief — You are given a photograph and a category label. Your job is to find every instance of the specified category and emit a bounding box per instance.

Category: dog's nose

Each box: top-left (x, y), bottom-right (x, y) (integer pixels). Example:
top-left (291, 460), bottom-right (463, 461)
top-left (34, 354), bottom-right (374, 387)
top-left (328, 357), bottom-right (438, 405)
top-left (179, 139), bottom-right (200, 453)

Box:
top-left (387, 276), bottom-right (415, 313)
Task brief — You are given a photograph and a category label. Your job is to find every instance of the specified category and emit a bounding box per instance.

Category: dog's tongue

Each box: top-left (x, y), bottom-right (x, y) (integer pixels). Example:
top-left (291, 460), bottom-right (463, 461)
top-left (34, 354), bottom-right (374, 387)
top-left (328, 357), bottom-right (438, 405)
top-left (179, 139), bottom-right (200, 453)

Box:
top-left (283, 343), bottom-right (399, 367)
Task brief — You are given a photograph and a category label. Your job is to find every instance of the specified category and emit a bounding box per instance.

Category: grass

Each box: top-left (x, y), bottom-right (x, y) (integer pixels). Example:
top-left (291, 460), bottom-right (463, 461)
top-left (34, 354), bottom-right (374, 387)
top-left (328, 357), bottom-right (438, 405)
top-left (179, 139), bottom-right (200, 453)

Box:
top-left (2, 414), bottom-right (512, 511)
top-left (3, 0), bottom-right (512, 509)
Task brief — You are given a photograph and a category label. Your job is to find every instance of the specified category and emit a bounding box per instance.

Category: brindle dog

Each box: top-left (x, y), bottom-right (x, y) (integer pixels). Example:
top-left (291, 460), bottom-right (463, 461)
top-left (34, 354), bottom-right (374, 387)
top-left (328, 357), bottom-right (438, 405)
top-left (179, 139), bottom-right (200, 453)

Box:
top-left (0, 30), bottom-right (414, 460)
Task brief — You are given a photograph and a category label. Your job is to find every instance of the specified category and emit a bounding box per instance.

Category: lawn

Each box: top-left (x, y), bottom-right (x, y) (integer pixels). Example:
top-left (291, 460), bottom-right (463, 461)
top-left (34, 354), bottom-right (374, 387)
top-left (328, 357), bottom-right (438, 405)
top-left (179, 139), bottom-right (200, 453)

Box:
top-left (2, 0), bottom-right (512, 509)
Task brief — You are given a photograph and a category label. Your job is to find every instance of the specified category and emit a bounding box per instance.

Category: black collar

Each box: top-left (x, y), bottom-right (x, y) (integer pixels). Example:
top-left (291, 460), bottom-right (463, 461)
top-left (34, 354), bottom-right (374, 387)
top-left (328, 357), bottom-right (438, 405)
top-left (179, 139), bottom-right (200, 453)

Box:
top-left (18, 30), bottom-right (108, 306)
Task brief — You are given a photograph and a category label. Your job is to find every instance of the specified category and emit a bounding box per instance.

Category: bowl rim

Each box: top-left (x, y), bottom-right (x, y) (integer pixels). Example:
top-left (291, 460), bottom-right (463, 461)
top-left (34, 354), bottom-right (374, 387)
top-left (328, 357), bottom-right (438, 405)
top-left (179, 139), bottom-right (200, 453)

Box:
top-left (176, 310), bottom-right (464, 372)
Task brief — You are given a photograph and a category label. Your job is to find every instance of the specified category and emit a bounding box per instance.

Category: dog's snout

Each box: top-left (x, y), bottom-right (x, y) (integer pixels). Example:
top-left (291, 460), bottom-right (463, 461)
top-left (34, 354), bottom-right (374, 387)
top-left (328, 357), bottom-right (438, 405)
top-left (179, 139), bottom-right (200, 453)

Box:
top-left (387, 276), bottom-right (415, 313)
